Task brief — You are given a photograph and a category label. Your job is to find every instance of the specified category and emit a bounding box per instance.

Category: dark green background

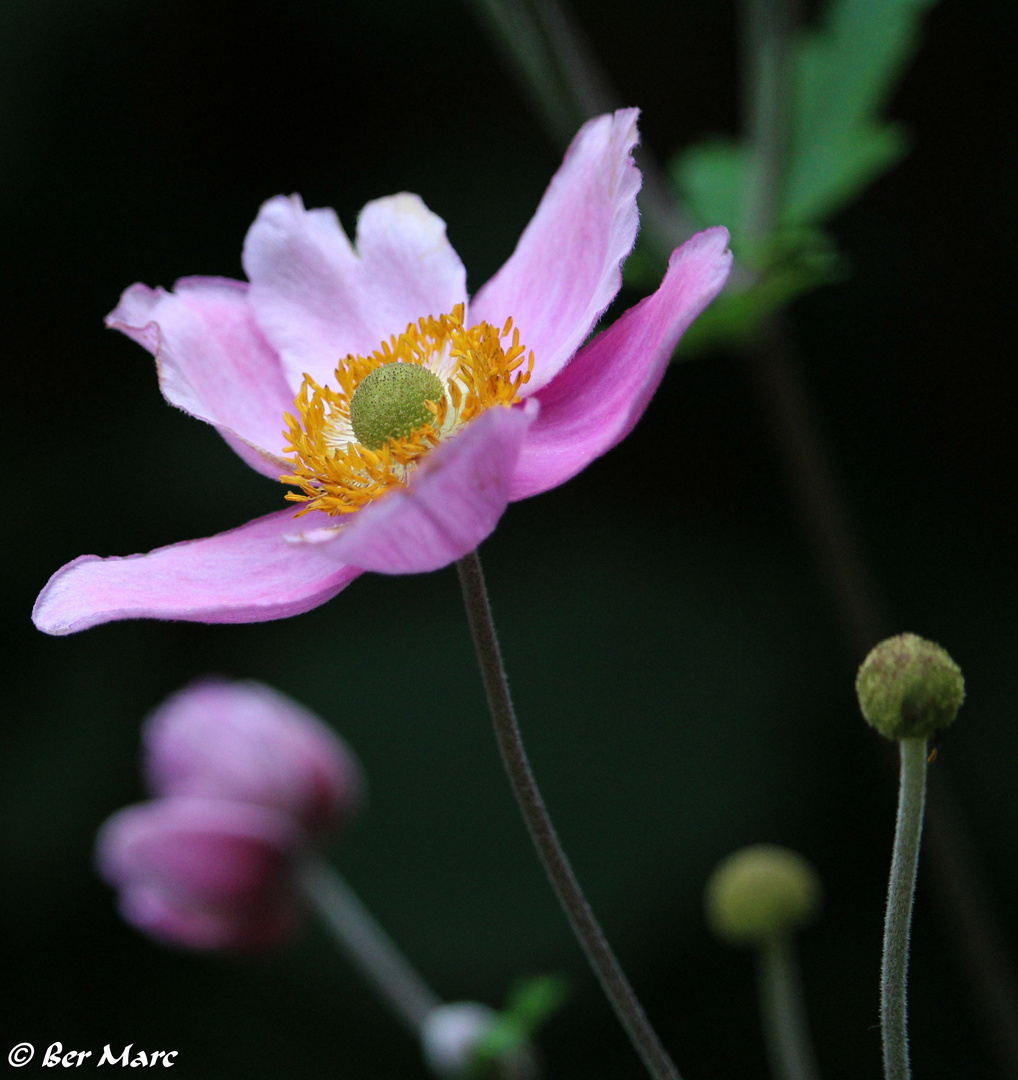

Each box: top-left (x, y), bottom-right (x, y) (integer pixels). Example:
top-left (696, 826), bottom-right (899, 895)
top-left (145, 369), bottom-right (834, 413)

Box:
top-left (4, 1), bottom-right (1016, 1076)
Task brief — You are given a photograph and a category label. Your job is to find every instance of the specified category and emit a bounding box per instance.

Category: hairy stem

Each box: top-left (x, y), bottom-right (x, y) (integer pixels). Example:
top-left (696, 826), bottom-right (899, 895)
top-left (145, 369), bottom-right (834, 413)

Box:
top-left (456, 549), bottom-right (682, 1080)
top-left (882, 738), bottom-right (928, 1080)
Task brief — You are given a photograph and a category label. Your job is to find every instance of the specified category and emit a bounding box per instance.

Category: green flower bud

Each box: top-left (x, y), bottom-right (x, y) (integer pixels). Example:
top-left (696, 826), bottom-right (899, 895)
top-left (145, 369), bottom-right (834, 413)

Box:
top-left (350, 362), bottom-right (445, 450)
top-left (855, 633), bottom-right (964, 741)
top-left (705, 845), bottom-right (822, 947)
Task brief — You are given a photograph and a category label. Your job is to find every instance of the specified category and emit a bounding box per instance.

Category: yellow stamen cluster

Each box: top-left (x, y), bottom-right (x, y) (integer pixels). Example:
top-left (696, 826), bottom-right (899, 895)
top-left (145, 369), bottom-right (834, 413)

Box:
top-left (281, 304), bottom-right (533, 516)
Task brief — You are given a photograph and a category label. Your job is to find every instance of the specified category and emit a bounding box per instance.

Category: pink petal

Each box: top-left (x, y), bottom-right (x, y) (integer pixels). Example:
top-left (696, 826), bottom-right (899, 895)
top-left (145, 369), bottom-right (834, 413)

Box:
top-left (144, 678), bottom-right (364, 837)
top-left (117, 883), bottom-right (297, 951)
top-left (98, 798), bottom-right (302, 903)
top-left (106, 277), bottom-right (294, 479)
top-left (32, 509), bottom-right (363, 635)
top-left (470, 109), bottom-right (642, 393)
top-left (510, 228), bottom-right (732, 501)
top-left (243, 194), bottom-right (468, 392)
top-left (300, 400), bottom-right (538, 574)
top-left (97, 797), bottom-right (302, 951)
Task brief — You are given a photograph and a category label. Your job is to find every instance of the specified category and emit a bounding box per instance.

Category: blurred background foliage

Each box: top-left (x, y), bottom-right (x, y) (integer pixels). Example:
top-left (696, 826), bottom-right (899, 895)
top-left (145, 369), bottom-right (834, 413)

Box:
top-left (3, 0), bottom-right (1017, 1076)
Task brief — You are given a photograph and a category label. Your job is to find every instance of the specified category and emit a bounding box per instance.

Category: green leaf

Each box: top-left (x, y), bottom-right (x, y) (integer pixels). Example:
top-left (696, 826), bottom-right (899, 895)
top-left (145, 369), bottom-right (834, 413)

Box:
top-left (786, 0), bottom-right (938, 224)
top-left (502, 975), bottom-right (569, 1029)
top-left (670, 0), bottom-right (939, 236)
top-left (462, 976), bottom-right (569, 1078)
top-left (676, 229), bottom-right (844, 357)
top-left (662, 0), bottom-right (938, 348)
top-left (671, 138), bottom-right (750, 238)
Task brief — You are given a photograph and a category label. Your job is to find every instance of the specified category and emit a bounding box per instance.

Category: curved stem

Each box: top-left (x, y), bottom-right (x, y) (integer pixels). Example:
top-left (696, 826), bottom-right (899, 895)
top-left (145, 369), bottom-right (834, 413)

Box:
top-left (758, 935), bottom-right (820, 1080)
top-left (456, 549), bottom-right (682, 1080)
top-left (882, 738), bottom-right (929, 1080)
top-left (301, 857), bottom-right (441, 1035)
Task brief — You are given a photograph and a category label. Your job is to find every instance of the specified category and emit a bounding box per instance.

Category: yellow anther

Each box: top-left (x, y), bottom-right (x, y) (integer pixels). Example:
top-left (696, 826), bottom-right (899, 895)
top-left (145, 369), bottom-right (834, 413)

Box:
top-left (281, 305), bottom-right (534, 516)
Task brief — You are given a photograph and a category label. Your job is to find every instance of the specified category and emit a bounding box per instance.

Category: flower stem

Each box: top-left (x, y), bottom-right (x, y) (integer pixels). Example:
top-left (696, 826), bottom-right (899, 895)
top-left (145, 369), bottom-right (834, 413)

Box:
top-left (461, 0), bottom-right (700, 266)
top-left (742, 0), bottom-right (797, 244)
top-left (456, 548), bottom-right (682, 1080)
top-left (882, 737), bottom-right (929, 1080)
top-left (758, 935), bottom-right (820, 1080)
top-left (301, 856), bottom-right (441, 1035)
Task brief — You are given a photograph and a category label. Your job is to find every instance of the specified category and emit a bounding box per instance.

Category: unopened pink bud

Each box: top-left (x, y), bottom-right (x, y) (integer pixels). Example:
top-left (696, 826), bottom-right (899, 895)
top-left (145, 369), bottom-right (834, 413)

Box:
top-left (143, 678), bottom-right (363, 836)
top-left (96, 797), bottom-right (306, 951)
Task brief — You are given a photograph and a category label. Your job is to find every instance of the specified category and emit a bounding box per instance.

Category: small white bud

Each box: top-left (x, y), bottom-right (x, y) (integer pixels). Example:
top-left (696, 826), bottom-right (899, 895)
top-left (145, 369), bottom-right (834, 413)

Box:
top-left (421, 1002), bottom-right (497, 1077)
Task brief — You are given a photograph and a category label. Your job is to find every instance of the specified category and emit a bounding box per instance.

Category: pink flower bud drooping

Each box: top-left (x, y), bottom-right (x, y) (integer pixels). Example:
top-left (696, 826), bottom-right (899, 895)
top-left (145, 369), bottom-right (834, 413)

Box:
top-left (143, 677), bottom-right (363, 836)
top-left (96, 796), bottom-right (306, 951)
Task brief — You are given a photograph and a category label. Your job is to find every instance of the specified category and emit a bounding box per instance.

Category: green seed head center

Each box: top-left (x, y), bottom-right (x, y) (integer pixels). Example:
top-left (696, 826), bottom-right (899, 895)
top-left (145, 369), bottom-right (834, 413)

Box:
top-left (349, 363), bottom-right (445, 451)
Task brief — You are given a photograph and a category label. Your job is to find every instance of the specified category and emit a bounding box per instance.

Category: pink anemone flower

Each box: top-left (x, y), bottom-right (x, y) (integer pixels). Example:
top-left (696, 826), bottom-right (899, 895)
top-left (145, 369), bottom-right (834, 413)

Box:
top-left (33, 109), bottom-right (732, 635)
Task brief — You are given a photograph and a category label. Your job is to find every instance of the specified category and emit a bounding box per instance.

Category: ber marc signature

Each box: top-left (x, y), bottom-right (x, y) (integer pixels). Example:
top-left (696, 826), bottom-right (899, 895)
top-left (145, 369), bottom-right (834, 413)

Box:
top-left (41, 1043), bottom-right (178, 1067)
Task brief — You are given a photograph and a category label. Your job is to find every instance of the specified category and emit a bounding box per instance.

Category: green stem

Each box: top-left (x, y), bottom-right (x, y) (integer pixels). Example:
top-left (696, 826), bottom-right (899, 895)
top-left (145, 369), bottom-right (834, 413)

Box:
top-left (456, 549), bottom-right (682, 1080)
top-left (463, 0), bottom-right (577, 149)
top-left (882, 737), bottom-right (929, 1080)
top-left (461, 0), bottom-right (699, 264)
top-left (758, 935), bottom-right (820, 1080)
top-left (742, 0), bottom-right (797, 244)
top-left (301, 857), bottom-right (441, 1035)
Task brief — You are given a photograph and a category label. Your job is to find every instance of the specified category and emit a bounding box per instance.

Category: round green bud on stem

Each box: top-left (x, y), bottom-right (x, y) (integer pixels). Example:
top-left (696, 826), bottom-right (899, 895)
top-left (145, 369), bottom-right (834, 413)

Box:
top-left (855, 633), bottom-right (964, 741)
top-left (350, 362), bottom-right (445, 450)
top-left (705, 845), bottom-right (822, 947)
